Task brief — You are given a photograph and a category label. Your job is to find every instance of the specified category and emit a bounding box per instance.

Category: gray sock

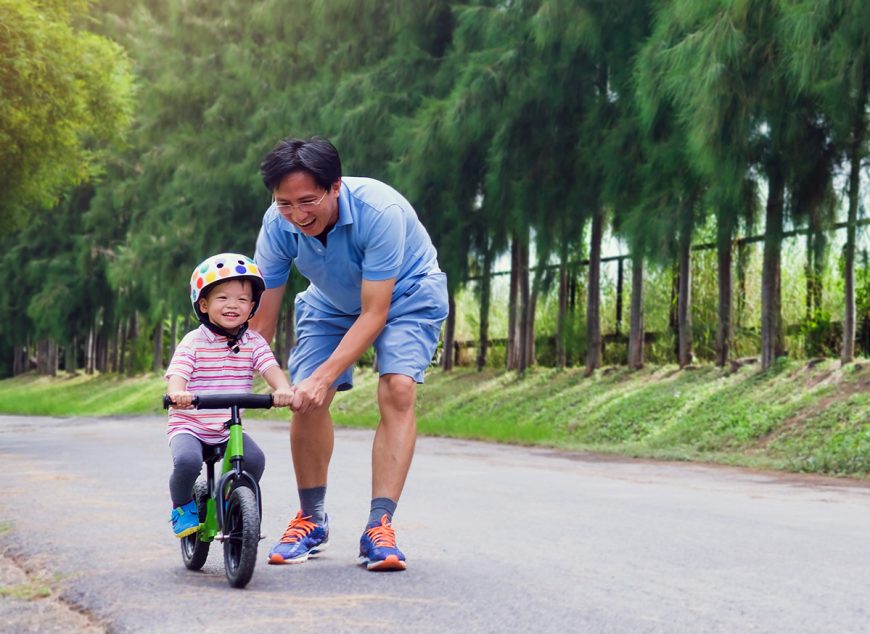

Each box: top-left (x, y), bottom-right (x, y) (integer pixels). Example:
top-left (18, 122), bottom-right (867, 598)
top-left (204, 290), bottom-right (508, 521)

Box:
top-left (298, 486), bottom-right (326, 524)
top-left (367, 497), bottom-right (397, 525)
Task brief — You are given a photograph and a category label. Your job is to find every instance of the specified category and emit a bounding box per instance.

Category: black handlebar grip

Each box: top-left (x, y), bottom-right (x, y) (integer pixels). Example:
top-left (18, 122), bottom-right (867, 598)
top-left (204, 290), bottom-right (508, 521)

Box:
top-left (191, 393), bottom-right (274, 410)
top-left (163, 393), bottom-right (274, 410)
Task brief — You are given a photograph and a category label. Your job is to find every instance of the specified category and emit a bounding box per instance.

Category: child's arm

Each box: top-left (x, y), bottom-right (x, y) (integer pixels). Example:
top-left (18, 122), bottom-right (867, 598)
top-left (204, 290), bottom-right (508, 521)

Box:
top-left (166, 375), bottom-right (194, 409)
top-left (262, 365), bottom-right (295, 408)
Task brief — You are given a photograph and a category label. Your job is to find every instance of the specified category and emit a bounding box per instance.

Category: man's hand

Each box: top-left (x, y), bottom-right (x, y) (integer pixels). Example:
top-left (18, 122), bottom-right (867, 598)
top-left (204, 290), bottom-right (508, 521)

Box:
top-left (271, 386), bottom-right (296, 408)
top-left (290, 376), bottom-right (331, 414)
top-left (167, 391), bottom-right (194, 409)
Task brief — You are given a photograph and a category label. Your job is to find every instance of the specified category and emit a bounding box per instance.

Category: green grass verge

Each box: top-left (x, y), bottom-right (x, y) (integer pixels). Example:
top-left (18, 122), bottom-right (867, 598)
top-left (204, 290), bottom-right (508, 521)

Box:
top-left (0, 582), bottom-right (53, 601)
top-left (1, 358), bottom-right (869, 478)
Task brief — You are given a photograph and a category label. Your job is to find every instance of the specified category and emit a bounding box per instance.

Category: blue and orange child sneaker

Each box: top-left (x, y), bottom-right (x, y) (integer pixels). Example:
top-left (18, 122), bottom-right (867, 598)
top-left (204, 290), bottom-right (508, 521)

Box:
top-left (359, 514), bottom-right (407, 571)
top-left (171, 499), bottom-right (200, 538)
top-left (268, 511), bottom-right (329, 564)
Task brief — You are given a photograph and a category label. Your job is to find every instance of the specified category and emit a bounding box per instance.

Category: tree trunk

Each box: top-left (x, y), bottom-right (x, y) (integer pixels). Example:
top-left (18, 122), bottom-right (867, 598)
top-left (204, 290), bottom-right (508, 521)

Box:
top-left (112, 318), bottom-right (122, 373)
top-left (585, 208), bottom-right (603, 375)
top-left (103, 336), bottom-right (112, 373)
top-left (86, 326), bottom-right (95, 374)
top-left (842, 138), bottom-right (861, 364)
top-left (441, 290), bottom-right (456, 371)
top-left (628, 255), bottom-right (644, 370)
top-left (761, 168), bottom-right (785, 370)
top-left (37, 339), bottom-right (57, 376)
top-left (97, 315), bottom-right (110, 373)
top-left (615, 257), bottom-right (624, 335)
top-left (476, 245), bottom-right (492, 371)
top-left (526, 265), bottom-right (543, 368)
top-left (13, 344), bottom-right (26, 376)
top-left (128, 313), bottom-right (139, 374)
top-left (152, 321), bottom-right (164, 373)
top-left (812, 240), bottom-right (824, 316)
top-left (556, 255), bottom-right (568, 368)
top-left (47, 340), bottom-right (58, 376)
top-left (568, 273), bottom-right (577, 313)
top-left (65, 336), bottom-right (77, 373)
top-left (669, 260), bottom-right (680, 360)
top-left (805, 231), bottom-right (816, 321)
top-left (118, 317), bottom-right (128, 374)
top-left (507, 236), bottom-right (520, 370)
top-left (736, 241), bottom-right (749, 333)
top-left (715, 238), bottom-right (733, 367)
top-left (517, 237), bottom-right (531, 373)
top-left (678, 231), bottom-right (693, 367)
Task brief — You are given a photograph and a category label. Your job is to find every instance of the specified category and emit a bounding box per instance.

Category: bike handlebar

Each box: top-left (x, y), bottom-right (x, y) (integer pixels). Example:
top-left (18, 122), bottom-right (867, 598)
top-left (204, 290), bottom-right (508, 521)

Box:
top-left (162, 393), bottom-right (274, 410)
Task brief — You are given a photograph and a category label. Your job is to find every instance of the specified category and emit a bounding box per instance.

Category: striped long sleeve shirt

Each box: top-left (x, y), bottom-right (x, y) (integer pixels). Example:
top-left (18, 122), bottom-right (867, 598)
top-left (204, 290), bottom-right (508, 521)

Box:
top-left (165, 325), bottom-right (279, 444)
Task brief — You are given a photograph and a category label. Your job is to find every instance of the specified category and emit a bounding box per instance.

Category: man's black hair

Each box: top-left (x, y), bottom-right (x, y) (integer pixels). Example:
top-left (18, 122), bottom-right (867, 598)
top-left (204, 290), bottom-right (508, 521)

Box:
top-left (260, 137), bottom-right (342, 191)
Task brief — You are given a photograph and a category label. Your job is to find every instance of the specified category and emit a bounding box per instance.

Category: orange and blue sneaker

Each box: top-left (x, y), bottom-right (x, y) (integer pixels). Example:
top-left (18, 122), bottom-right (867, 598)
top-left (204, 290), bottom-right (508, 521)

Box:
top-left (170, 499), bottom-right (200, 538)
top-left (359, 514), bottom-right (407, 571)
top-left (268, 511), bottom-right (329, 564)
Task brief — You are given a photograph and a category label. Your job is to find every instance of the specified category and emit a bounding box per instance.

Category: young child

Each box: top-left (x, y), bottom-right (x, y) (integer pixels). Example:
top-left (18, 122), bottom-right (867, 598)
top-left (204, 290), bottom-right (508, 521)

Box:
top-left (165, 253), bottom-right (294, 537)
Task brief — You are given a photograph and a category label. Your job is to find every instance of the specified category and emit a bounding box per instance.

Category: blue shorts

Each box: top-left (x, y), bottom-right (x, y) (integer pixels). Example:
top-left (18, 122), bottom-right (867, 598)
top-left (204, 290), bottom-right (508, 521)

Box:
top-left (288, 272), bottom-right (448, 390)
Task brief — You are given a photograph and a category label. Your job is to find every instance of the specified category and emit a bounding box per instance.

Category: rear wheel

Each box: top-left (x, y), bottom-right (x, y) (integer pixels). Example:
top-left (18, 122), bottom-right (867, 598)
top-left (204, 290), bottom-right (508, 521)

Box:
top-left (223, 485), bottom-right (259, 588)
top-left (180, 478), bottom-right (210, 570)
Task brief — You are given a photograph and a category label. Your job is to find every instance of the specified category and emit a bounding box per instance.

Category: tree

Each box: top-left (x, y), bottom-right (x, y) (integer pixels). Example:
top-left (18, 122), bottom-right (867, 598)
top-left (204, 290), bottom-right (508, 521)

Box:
top-left (639, 0), bottom-right (815, 370)
top-left (0, 0), bottom-right (133, 224)
top-left (780, 0), bottom-right (870, 364)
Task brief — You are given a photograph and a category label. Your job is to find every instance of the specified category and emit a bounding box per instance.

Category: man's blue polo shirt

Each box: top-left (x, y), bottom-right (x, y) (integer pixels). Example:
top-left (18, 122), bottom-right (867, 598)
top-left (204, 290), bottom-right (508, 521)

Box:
top-left (255, 176), bottom-right (441, 316)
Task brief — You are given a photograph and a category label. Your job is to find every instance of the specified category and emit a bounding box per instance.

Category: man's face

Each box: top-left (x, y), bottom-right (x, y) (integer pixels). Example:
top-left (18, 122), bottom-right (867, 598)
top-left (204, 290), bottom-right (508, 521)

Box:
top-left (273, 171), bottom-right (340, 237)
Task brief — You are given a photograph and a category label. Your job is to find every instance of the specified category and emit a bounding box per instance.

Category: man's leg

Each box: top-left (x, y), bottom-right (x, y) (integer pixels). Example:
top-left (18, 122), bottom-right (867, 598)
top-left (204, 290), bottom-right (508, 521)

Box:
top-left (359, 373), bottom-right (416, 571)
top-left (291, 390), bottom-right (337, 488)
top-left (372, 373), bottom-right (417, 500)
top-left (268, 391), bottom-right (336, 565)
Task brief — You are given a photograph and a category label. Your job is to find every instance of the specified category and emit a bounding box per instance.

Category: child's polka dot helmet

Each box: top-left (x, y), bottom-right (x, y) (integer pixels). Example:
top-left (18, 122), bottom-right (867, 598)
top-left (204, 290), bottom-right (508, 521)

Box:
top-left (189, 253), bottom-right (266, 324)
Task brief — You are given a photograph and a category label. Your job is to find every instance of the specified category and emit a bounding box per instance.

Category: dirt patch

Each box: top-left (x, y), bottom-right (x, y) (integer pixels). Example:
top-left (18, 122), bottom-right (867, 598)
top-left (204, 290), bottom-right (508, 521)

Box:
top-left (0, 548), bottom-right (106, 633)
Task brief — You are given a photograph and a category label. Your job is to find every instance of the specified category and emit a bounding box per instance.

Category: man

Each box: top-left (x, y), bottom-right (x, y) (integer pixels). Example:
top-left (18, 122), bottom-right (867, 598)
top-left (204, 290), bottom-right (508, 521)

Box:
top-left (250, 137), bottom-right (448, 571)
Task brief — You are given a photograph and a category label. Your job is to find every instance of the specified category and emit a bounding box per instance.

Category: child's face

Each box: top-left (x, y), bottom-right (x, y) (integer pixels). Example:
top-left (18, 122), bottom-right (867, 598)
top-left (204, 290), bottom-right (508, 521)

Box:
top-left (198, 279), bottom-right (255, 333)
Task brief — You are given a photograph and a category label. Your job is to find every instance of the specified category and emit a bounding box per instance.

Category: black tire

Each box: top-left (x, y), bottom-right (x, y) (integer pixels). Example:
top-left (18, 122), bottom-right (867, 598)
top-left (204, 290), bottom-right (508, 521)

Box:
top-left (180, 478), bottom-right (210, 571)
top-left (223, 485), bottom-right (259, 588)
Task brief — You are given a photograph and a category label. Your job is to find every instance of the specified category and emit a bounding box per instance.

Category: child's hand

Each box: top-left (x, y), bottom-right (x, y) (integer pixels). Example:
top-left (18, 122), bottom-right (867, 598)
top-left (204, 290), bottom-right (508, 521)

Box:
top-left (167, 391), bottom-right (195, 409)
top-left (271, 387), bottom-right (296, 408)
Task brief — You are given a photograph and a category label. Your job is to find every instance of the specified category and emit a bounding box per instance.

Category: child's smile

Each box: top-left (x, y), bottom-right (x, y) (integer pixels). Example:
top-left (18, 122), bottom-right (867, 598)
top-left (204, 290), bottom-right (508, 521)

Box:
top-left (198, 280), bottom-right (255, 333)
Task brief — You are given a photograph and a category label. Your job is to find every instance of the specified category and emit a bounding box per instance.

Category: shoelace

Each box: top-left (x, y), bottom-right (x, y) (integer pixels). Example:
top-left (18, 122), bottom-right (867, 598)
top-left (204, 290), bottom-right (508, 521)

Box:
top-left (279, 511), bottom-right (317, 544)
top-left (365, 515), bottom-right (397, 548)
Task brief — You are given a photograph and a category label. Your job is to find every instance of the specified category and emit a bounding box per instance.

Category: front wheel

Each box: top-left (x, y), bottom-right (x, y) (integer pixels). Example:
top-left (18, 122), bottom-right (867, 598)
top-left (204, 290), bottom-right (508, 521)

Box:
top-left (180, 478), bottom-right (210, 570)
top-left (223, 485), bottom-right (259, 588)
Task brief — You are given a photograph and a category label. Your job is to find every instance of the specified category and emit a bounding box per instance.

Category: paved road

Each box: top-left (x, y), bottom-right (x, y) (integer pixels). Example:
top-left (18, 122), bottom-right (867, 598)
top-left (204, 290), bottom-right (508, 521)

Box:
top-left (0, 413), bottom-right (868, 633)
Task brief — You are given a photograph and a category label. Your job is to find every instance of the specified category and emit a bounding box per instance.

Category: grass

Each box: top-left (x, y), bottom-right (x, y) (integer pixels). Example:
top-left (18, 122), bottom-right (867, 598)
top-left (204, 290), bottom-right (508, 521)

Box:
top-left (0, 582), bottom-right (52, 601)
top-left (1, 359), bottom-right (869, 478)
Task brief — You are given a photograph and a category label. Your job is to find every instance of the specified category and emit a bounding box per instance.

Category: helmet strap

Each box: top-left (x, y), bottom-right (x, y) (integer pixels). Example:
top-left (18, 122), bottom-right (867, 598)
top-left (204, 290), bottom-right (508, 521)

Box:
top-left (201, 320), bottom-right (248, 354)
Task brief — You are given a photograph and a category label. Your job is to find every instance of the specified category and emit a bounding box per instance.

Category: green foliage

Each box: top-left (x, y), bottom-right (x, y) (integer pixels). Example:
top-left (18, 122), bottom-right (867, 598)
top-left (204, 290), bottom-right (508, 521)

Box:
top-left (798, 311), bottom-right (840, 358)
top-left (0, 582), bottom-right (52, 601)
top-left (0, 0), bottom-right (134, 223)
top-left (3, 0), bottom-right (869, 377)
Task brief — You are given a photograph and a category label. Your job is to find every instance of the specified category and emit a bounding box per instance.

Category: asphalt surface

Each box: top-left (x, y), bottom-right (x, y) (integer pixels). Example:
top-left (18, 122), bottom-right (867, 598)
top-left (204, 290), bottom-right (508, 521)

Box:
top-left (0, 413), bottom-right (869, 633)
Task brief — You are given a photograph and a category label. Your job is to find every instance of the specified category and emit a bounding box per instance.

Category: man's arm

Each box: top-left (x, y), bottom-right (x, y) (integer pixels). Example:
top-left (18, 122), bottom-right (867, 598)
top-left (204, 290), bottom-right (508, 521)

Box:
top-left (249, 284), bottom-right (286, 344)
top-left (292, 278), bottom-right (394, 413)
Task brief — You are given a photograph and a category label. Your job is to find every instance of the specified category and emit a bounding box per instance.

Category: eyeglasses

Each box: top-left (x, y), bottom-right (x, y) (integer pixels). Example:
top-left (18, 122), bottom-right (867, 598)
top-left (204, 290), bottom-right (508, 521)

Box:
top-left (274, 190), bottom-right (328, 214)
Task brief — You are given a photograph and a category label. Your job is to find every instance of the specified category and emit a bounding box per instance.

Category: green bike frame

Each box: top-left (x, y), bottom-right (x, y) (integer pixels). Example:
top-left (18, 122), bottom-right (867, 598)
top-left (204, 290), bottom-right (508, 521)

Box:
top-left (199, 402), bottom-right (263, 542)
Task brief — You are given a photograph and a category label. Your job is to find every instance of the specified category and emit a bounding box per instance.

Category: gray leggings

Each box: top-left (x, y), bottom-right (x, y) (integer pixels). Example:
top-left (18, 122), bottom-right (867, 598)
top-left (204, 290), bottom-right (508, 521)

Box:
top-left (169, 433), bottom-right (266, 507)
